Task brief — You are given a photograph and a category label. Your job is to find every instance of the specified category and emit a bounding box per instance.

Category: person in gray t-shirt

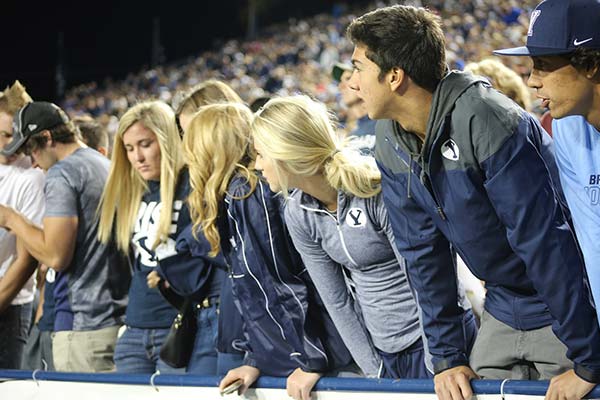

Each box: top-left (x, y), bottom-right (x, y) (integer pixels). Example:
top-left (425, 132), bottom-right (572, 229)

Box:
top-left (0, 102), bottom-right (129, 372)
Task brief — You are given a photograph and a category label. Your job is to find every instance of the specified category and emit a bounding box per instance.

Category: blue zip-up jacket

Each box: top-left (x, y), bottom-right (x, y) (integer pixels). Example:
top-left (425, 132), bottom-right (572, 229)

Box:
top-left (375, 71), bottom-right (600, 382)
top-left (161, 174), bottom-right (352, 376)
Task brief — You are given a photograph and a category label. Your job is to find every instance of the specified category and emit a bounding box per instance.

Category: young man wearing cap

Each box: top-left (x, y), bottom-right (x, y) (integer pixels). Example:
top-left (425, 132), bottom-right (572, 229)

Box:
top-left (332, 62), bottom-right (377, 150)
top-left (347, 5), bottom-right (600, 400)
top-left (495, 0), bottom-right (600, 330)
top-left (0, 101), bottom-right (129, 372)
top-left (0, 81), bottom-right (45, 369)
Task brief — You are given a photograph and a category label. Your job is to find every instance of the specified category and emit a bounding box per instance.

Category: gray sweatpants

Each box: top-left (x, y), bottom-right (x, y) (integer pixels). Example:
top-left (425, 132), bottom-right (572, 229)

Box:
top-left (21, 324), bottom-right (54, 371)
top-left (470, 310), bottom-right (572, 380)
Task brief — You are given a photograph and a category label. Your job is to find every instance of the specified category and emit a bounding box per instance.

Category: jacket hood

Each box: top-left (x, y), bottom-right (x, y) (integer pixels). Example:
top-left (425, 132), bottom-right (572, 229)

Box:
top-left (424, 71), bottom-right (488, 147)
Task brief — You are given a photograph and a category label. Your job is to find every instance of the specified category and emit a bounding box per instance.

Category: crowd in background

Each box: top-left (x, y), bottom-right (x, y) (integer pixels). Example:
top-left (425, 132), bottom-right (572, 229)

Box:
top-left (60, 0), bottom-right (540, 140)
top-left (2, 2), bottom-right (599, 400)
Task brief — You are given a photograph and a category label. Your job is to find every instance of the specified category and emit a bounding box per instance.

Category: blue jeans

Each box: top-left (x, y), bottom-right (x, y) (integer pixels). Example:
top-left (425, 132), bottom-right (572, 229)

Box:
top-left (0, 302), bottom-right (33, 369)
top-left (186, 304), bottom-right (219, 375)
top-left (115, 304), bottom-right (220, 375)
top-left (114, 326), bottom-right (185, 374)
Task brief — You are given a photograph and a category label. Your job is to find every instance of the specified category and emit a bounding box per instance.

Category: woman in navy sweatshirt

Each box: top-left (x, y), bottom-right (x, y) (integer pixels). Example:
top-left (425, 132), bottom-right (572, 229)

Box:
top-left (98, 101), bottom-right (221, 374)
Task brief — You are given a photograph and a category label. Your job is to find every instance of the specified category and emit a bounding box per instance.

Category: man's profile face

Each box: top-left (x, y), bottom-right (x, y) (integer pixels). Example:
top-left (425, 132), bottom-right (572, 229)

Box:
top-left (349, 45), bottom-right (393, 120)
top-left (527, 55), bottom-right (594, 119)
top-left (0, 112), bottom-right (15, 165)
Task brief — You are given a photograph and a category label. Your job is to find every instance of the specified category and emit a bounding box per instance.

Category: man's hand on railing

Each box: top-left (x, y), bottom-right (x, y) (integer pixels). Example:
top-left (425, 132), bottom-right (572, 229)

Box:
top-left (434, 365), bottom-right (478, 400)
top-left (545, 370), bottom-right (596, 400)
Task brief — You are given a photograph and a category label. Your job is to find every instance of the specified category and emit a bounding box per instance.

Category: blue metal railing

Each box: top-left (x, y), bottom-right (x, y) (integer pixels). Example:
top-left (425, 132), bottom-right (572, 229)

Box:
top-left (1, 369), bottom-right (599, 397)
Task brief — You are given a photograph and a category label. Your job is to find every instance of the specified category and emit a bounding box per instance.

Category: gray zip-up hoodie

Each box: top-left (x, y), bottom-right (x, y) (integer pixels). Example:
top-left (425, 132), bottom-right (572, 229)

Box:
top-left (284, 189), bottom-right (423, 376)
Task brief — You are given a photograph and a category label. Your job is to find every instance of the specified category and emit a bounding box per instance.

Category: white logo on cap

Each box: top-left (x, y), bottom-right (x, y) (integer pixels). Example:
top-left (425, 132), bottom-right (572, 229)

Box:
top-left (441, 139), bottom-right (460, 161)
top-left (574, 37), bottom-right (593, 46)
top-left (528, 10), bottom-right (542, 37)
top-left (27, 124), bottom-right (38, 131)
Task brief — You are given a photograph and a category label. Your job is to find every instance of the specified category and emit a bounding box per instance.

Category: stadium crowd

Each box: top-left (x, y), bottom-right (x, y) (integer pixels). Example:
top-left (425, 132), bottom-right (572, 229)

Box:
top-left (1, 1), bottom-right (600, 400)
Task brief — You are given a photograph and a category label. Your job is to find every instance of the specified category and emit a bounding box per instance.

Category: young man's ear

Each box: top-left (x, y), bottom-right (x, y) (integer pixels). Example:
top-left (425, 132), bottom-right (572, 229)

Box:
top-left (388, 67), bottom-right (407, 92)
top-left (587, 65), bottom-right (600, 83)
top-left (98, 146), bottom-right (109, 157)
top-left (41, 130), bottom-right (53, 147)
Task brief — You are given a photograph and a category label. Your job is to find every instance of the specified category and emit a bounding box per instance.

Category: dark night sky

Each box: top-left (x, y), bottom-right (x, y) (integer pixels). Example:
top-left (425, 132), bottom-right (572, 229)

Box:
top-left (3, 0), bottom-right (366, 103)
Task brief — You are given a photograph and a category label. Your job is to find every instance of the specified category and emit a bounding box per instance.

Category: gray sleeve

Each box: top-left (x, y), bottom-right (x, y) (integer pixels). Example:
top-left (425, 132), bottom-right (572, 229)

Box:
top-left (44, 171), bottom-right (78, 218)
top-left (285, 206), bottom-right (381, 377)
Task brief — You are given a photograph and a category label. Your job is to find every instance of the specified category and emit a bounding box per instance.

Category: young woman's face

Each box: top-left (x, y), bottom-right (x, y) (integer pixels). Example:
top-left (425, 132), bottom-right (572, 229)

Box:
top-left (254, 140), bottom-right (287, 192)
top-left (122, 122), bottom-right (162, 181)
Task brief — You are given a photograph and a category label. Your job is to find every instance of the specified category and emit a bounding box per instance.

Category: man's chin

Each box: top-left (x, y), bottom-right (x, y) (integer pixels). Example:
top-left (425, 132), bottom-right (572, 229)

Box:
top-left (0, 154), bottom-right (17, 165)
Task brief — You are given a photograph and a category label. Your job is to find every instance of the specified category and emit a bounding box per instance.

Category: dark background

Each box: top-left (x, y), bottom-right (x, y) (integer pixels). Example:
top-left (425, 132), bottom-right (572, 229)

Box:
top-left (3, 0), bottom-right (368, 102)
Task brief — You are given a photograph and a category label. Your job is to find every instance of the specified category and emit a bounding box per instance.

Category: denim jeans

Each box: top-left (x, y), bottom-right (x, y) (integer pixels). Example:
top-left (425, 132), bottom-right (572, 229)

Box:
top-left (0, 302), bottom-right (33, 369)
top-left (114, 326), bottom-right (185, 374)
top-left (186, 303), bottom-right (219, 375)
top-left (115, 304), bottom-right (220, 375)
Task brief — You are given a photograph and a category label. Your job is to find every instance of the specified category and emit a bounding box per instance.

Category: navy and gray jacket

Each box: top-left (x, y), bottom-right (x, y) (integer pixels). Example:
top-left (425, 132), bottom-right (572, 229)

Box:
top-left (375, 71), bottom-right (600, 382)
top-left (161, 174), bottom-right (352, 376)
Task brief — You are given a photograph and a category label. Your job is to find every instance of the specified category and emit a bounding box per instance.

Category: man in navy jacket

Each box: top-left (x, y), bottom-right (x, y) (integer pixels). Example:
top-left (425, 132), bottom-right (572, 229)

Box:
top-left (346, 5), bottom-right (600, 400)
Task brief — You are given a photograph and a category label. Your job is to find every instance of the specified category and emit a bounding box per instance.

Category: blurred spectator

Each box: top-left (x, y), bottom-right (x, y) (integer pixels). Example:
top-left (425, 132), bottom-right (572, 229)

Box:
top-left (173, 79), bottom-right (243, 134)
top-left (464, 58), bottom-right (532, 110)
top-left (332, 62), bottom-right (376, 150)
top-left (72, 116), bottom-right (110, 157)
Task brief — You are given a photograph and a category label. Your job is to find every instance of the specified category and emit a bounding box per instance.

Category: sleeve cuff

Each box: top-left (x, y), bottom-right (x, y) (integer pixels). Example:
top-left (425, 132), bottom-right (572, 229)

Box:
top-left (243, 355), bottom-right (259, 369)
top-left (433, 354), bottom-right (470, 374)
top-left (574, 363), bottom-right (600, 384)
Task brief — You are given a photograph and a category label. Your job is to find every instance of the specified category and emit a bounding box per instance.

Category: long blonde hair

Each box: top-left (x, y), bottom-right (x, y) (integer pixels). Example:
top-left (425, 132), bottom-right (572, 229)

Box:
top-left (183, 103), bottom-right (257, 257)
top-left (175, 80), bottom-right (244, 118)
top-left (251, 95), bottom-right (381, 198)
top-left (98, 101), bottom-right (185, 253)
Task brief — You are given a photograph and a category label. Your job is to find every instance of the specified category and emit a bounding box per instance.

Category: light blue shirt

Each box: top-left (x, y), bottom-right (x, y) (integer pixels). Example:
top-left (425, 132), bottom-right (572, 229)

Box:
top-left (553, 116), bottom-right (600, 322)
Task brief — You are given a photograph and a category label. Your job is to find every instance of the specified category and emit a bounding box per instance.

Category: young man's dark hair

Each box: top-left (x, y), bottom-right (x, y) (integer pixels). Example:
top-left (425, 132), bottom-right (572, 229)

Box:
top-left (569, 48), bottom-right (600, 72)
top-left (23, 121), bottom-right (78, 156)
top-left (72, 116), bottom-right (109, 156)
top-left (347, 5), bottom-right (446, 92)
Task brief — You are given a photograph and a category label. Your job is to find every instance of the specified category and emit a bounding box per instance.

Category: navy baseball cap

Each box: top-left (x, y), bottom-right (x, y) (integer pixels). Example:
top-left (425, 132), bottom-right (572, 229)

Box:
top-left (494, 0), bottom-right (600, 57)
top-left (0, 102), bottom-right (69, 156)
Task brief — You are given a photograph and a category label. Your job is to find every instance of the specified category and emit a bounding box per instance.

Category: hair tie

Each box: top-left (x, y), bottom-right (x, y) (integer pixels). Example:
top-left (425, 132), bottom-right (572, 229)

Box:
top-left (327, 149), bottom-right (340, 163)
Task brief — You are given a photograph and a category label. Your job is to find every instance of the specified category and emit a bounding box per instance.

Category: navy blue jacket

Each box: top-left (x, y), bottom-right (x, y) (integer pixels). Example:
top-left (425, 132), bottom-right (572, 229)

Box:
top-left (375, 71), bottom-right (600, 382)
top-left (164, 174), bottom-right (352, 376)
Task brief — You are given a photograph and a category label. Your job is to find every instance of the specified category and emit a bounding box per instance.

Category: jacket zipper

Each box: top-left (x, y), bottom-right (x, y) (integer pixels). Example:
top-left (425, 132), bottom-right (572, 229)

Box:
top-left (298, 204), bottom-right (360, 268)
top-left (386, 135), bottom-right (447, 221)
